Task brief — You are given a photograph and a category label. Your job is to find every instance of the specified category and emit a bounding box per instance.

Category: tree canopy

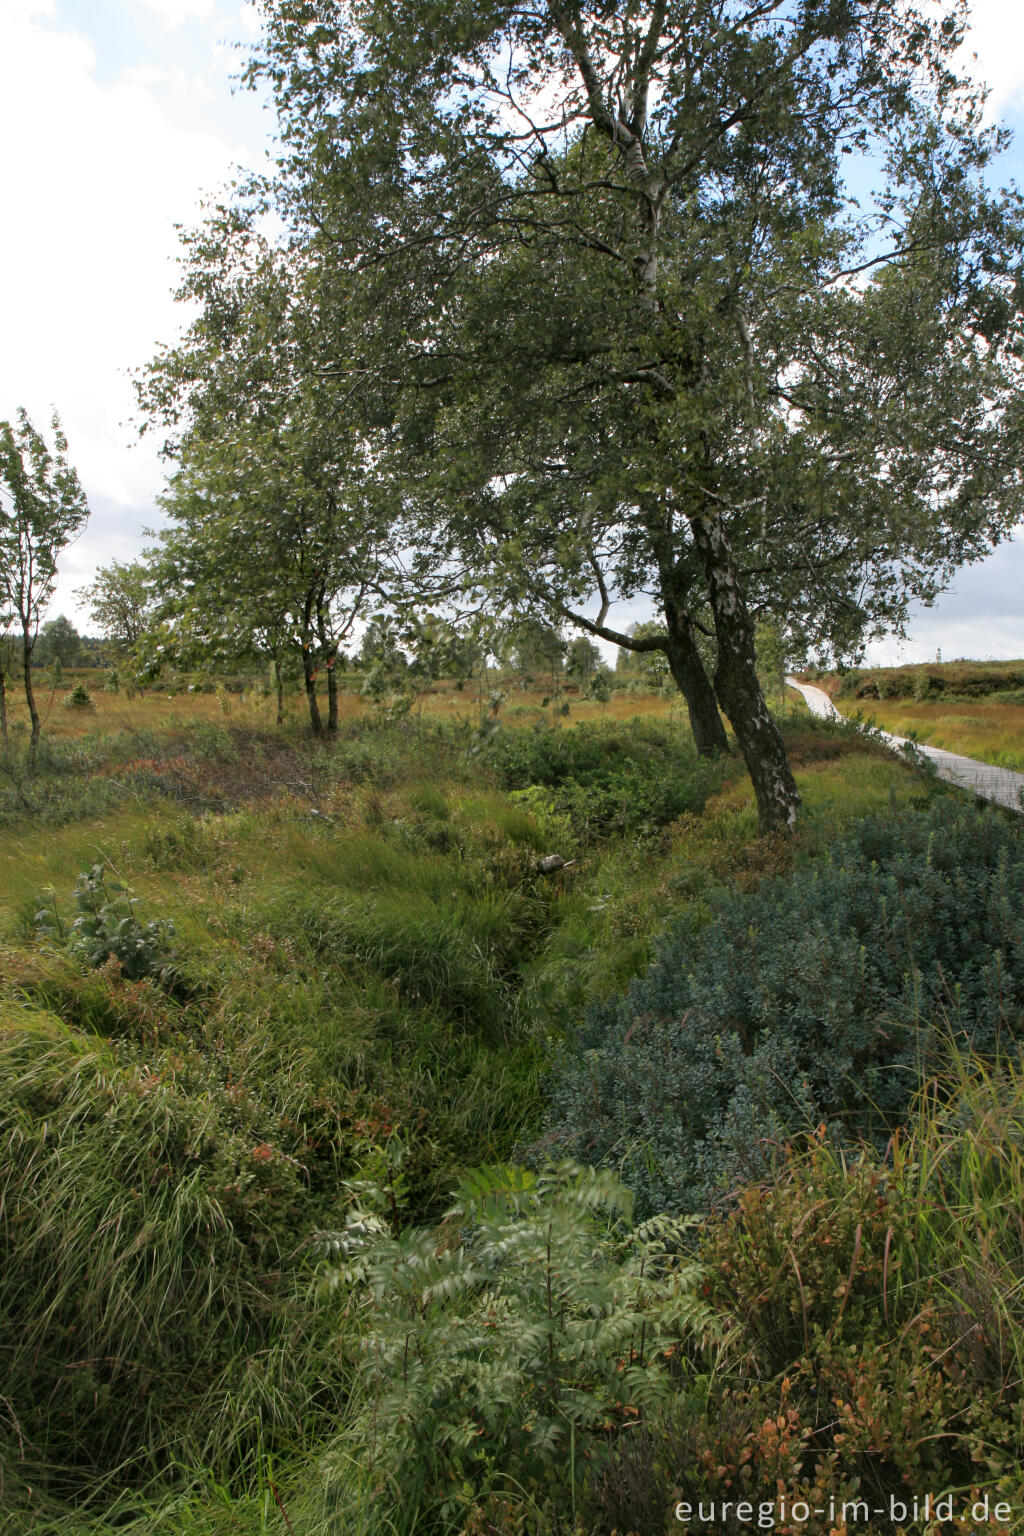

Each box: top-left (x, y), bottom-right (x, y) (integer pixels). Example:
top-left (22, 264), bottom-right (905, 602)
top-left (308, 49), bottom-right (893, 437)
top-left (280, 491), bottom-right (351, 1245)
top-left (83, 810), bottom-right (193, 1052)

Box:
top-left (229, 0), bottom-right (1024, 828)
top-left (78, 559), bottom-right (153, 658)
top-left (35, 615), bottom-right (82, 670)
top-left (138, 231), bottom-right (415, 734)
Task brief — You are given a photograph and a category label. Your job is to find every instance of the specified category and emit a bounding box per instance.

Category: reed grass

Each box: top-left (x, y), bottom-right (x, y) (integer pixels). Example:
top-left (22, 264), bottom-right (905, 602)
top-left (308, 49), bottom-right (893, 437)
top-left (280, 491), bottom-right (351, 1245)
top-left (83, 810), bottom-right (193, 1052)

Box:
top-left (848, 697), bottom-right (1024, 770)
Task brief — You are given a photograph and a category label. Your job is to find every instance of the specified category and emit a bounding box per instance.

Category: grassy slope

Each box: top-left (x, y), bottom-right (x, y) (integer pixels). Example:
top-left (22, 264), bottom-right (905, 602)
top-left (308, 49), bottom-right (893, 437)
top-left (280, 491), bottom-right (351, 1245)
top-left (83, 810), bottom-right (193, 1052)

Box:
top-left (809, 660), bottom-right (1024, 770)
top-left (0, 694), bottom-right (945, 1534)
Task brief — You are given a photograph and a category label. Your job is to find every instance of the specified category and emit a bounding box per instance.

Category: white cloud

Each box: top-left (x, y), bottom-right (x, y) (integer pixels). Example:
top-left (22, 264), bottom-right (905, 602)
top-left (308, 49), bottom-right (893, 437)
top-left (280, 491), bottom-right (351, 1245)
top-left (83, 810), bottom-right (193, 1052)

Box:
top-left (960, 0), bottom-right (1024, 113)
top-left (232, 3), bottom-right (263, 42)
top-left (0, 1), bottom-right (262, 620)
top-left (4, 0), bottom-right (56, 21)
top-left (865, 614), bottom-right (1024, 665)
top-left (134, 0), bottom-right (217, 29)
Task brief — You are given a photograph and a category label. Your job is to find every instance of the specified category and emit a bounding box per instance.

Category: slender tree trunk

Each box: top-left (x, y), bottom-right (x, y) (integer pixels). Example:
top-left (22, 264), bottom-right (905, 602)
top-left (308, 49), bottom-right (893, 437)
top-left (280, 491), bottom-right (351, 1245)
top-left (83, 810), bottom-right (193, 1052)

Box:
top-left (0, 663), bottom-right (8, 754)
top-left (22, 627), bottom-right (41, 770)
top-left (688, 510), bottom-right (800, 833)
top-left (659, 579), bottom-right (728, 756)
top-left (302, 645), bottom-right (323, 736)
top-left (301, 588), bottom-right (325, 736)
top-left (315, 595), bottom-right (338, 734)
top-left (273, 652), bottom-right (284, 726)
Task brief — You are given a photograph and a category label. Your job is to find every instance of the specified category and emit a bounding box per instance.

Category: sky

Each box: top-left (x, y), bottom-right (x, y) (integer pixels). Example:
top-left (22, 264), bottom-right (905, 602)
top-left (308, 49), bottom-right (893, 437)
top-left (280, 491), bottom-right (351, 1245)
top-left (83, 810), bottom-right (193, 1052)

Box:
top-left (2, 0), bottom-right (1024, 664)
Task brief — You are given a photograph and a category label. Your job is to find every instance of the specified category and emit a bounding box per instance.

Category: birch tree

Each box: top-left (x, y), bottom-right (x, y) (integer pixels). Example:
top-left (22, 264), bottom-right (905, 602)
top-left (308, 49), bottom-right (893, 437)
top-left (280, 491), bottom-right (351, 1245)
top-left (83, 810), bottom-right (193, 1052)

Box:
top-left (0, 411), bottom-right (89, 766)
top-left (242, 0), bottom-right (1024, 830)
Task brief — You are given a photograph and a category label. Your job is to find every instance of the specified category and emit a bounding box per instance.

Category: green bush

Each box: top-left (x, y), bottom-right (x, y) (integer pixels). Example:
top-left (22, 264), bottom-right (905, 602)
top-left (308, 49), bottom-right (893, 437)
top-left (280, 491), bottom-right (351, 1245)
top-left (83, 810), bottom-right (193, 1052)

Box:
top-left (833, 660), bottom-right (1024, 702)
top-left (313, 1162), bottom-right (712, 1535)
top-left (484, 719), bottom-right (723, 838)
top-left (61, 681), bottom-right (93, 709)
top-left (541, 800), bottom-right (1024, 1218)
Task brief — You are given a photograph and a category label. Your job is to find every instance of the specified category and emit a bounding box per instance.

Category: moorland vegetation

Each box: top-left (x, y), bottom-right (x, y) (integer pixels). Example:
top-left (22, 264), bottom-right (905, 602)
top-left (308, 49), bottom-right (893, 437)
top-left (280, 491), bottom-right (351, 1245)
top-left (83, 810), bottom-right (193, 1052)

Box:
top-left (4, 0), bottom-right (1024, 1528)
top-left (810, 660), bottom-right (1024, 773)
top-left (0, 673), bottom-right (1023, 1534)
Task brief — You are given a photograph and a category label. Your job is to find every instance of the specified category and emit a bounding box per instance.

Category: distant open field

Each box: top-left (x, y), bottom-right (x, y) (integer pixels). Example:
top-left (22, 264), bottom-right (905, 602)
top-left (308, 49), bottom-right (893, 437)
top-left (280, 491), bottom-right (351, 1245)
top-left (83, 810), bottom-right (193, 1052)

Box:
top-left (2, 669), bottom-right (685, 743)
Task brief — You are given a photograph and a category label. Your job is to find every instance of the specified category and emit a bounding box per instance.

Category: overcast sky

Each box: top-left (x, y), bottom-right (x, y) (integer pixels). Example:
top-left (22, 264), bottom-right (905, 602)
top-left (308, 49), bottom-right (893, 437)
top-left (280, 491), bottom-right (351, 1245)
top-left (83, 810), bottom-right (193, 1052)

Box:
top-left (2, 0), bottom-right (1024, 664)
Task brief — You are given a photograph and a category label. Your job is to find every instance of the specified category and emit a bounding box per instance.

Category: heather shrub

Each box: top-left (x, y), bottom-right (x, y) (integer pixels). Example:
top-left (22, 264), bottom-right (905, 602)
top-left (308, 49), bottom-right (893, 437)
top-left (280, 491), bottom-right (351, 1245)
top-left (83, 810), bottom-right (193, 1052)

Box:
top-left (541, 799), bottom-right (1024, 1217)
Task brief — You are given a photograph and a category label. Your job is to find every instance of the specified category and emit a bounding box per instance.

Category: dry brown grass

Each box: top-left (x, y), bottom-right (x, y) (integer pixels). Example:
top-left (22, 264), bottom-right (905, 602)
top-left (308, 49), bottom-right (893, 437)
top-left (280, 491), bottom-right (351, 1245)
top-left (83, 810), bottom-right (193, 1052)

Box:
top-left (836, 697), bottom-right (1024, 770)
top-left (1, 673), bottom-right (688, 744)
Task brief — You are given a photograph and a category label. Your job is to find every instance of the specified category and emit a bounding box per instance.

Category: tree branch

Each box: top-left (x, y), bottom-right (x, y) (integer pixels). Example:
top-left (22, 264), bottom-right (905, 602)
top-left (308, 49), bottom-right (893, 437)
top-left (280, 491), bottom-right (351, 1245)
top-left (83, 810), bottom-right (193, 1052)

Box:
top-left (560, 603), bottom-right (667, 652)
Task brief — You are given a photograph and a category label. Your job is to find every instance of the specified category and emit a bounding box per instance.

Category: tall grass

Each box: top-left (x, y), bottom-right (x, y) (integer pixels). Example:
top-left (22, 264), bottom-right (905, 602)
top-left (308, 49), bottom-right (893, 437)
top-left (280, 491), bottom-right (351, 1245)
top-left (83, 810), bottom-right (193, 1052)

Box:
top-left (0, 707), bottom-right (946, 1532)
top-left (0, 1006), bottom-right (349, 1511)
top-left (844, 697), bottom-right (1024, 770)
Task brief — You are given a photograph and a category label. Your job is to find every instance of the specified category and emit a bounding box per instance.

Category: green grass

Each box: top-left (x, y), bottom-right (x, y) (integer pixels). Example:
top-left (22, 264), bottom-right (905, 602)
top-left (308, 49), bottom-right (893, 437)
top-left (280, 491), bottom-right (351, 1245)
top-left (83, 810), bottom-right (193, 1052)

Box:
top-left (0, 701), bottom-right (966, 1532)
top-left (808, 661), bottom-right (1024, 770)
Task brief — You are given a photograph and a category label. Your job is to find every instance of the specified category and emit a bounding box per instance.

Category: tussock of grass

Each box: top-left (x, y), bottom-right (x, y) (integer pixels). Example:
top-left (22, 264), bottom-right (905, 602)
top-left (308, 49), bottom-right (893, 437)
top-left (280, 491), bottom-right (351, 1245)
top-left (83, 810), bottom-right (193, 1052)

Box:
top-left (0, 1011), bottom-right (349, 1511)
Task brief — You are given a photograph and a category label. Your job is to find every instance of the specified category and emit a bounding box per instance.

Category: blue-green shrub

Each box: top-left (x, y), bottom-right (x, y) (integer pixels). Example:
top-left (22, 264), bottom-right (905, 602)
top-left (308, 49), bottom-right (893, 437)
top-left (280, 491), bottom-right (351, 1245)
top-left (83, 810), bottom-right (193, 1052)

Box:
top-left (541, 800), bottom-right (1024, 1218)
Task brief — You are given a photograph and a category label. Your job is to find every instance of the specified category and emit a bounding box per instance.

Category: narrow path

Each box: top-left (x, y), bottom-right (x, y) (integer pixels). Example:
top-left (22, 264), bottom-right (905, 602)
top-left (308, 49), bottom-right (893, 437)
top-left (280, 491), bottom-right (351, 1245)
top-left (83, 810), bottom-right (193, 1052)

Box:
top-left (786, 677), bottom-right (1024, 815)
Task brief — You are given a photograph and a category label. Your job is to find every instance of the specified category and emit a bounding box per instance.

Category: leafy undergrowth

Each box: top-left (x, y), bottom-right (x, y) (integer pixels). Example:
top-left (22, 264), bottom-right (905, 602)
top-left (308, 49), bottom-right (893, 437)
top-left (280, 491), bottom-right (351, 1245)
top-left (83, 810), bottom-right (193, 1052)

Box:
top-left (590, 1060), bottom-right (1024, 1536)
top-left (316, 1065), bottom-right (1024, 1536)
top-left (14, 1063), bottom-right (1022, 1536)
top-left (0, 707), bottom-right (962, 1533)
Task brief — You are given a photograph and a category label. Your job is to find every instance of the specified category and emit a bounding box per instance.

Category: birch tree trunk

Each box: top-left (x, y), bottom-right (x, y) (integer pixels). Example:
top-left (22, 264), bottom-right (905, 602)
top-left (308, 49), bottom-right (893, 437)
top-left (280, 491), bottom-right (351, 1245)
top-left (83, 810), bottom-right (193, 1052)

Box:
top-left (662, 589), bottom-right (728, 756)
top-left (689, 510), bottom-right (800, 832)
top-left (22, 627), bottom-right (41, 770)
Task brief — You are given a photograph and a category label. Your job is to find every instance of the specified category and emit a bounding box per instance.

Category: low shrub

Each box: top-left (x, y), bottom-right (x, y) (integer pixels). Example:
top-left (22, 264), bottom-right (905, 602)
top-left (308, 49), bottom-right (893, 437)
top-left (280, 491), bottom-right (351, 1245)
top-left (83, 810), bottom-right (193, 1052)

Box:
top-left (835, 660), bottom-right (1024, 702)
top-left (312, 1162), bottom-right (714, 1535)
top-left (590, 1073), bottom-right (1024, 1533)
top-left (303, 1065), bottom-right (1024, 1536)
top-left (540, 799), bottom-right (1024, 1218)
top-left (61, 682), bottom-right (94, 709)
top-left (34, 864), bottom-right (177, 982)
top-left (484, 719), bottom-right (723, 838)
